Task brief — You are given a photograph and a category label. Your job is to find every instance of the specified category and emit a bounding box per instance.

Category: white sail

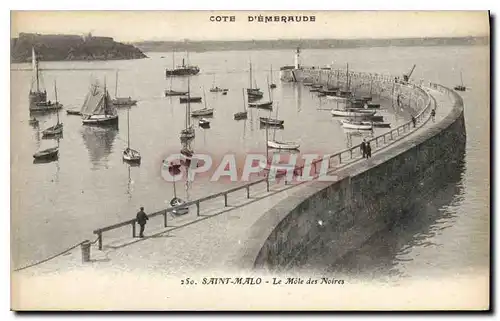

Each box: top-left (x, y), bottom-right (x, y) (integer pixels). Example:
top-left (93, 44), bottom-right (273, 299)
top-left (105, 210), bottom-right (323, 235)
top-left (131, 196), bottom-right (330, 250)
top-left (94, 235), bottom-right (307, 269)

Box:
top-left (80, 82), bottom-right (116, 116)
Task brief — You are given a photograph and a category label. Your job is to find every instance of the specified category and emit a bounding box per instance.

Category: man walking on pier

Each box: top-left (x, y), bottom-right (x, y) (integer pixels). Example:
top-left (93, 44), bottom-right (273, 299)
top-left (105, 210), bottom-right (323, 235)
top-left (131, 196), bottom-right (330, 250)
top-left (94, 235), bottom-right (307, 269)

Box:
top-left (361, 139), bottom-right (367, 158)
top-left (431, 109), bottom-right (436, 122)
top-left (136, 206), bottom-right (149, 238)
top-left (366, 142), bottom-right (372, 159)
top-left (412, 115), bottom-right (417, 128)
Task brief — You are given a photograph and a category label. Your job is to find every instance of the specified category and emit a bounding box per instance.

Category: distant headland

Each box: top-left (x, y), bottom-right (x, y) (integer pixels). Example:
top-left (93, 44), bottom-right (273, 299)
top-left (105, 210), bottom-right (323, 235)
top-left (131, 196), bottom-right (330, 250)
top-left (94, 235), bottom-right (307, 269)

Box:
top-left (10, 33), bottom-right (148, 63)
top-left (134, 36), bottom-right (489, 53)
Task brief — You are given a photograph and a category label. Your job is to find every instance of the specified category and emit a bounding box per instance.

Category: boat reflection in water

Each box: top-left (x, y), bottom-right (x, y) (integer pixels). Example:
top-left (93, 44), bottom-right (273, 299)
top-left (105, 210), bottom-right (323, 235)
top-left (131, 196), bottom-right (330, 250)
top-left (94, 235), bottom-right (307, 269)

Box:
top-left (80, 126), bottom-right (118, 168)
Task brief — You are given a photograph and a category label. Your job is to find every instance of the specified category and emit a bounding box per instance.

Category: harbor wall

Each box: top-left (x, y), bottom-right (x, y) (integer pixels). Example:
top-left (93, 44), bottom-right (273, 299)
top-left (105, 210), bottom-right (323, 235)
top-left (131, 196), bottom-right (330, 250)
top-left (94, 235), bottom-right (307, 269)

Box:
top-left (237, 79), bottom-right (466, 271)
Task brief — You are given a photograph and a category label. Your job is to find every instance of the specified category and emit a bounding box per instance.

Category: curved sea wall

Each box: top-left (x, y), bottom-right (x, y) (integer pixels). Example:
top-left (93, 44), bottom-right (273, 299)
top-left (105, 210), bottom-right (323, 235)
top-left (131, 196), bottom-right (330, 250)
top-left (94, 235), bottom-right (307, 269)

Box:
top-left (237, 76), bottom-right (466, 271)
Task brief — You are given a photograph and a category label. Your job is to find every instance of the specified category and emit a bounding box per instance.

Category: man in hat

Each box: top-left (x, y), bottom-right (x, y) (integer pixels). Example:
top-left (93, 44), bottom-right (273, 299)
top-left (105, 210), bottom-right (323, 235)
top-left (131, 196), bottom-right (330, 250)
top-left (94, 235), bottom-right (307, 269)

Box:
top-left (136, 206), bottom-right (149, 238)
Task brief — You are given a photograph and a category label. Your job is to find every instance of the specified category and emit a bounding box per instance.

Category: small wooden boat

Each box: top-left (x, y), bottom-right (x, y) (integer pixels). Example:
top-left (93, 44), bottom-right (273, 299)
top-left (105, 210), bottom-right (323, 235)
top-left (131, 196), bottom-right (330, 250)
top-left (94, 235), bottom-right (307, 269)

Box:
top-left (234, 89), bottom-right (248, 120)
top-left (123, 148), bottom-right (141, 162)
top-left (66, 109), bottom-right (81, 116)
top-left (199, 118), bottom-right (210, 128)
top-left (191, 108), bottom-right (214, 117)
top-left (248, 101), bottom-right (273, 109)
top-left (222, 91), bottom-right (228, 96)
top-left (112, 97), bottom-right (137, 106)
top-left (33, 146), bottom-right (58, 160)
top-left (331, 109), bottom-right (376, 117)
top-left (309, 88), bottom-right (321, 92)
top-left (180, 96), bottom-right (202, 103)
top-left (303, 82), bottom-right (314, 87)
top-left (42, 122), bottom-right (63, 137)
top-left (209, 86), bottom-right (228, 93)
top-left (311, 84), bottom-right (322, 89)
top-left (165, 89), bottom-right (187, 96)
top-left (370, 115), bottom-right (384, 122)
top-left (326, 95), bottom-right (348, 102)
top-left (267, 140), bottom-right (300, 150)
top-left (260, 117), bottom-right (284, 126)
top-left (29, 117), bottom-right (39, 126)
top-left (247, 90), bottom-right (263, 99)
top-left (170, 197), bottom-right (189, 215)
top-left (341, 119), bottom-right (373, 130)
top-left (270, 84), bottom-right (277, 89)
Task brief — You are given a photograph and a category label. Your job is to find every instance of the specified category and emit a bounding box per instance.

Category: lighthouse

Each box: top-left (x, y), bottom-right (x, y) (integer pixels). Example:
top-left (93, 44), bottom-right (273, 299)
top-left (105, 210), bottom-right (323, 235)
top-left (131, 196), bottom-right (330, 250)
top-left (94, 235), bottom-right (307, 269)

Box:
top-left (294, 47), bottom-right (301, 69)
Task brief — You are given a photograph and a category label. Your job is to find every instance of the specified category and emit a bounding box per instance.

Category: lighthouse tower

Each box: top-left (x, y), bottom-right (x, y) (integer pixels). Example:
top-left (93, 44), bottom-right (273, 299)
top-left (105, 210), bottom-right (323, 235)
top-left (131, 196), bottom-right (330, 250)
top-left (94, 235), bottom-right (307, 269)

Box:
top-left (294, 47), bottom-right (301, 69)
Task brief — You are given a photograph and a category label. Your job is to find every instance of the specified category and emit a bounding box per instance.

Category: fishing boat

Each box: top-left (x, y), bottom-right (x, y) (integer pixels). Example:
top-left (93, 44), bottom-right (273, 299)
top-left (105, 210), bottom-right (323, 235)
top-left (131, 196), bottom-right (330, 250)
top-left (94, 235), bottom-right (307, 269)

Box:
top-left (180, 96), bottom-right (202, 104)
top-left (267, 140), bottom-right (300, 150)
top-left (340, 119), bottom-right (373, 131)
top-left (170, 175), bottom-right (189, 216)
top-left (111, 71), bottom-right (137, 106)
top-left (331, 108), bottom-right (376, 117)
top-left (222, 91), bottom-right (228, 96)
top-left (454, 71), bottom-right (466, 91)
top-left (122, 106), bottom-right (141, 163)
top-left (165, 89), bottom-right (188, 97)
top-left (191, 90), bottom-right (214, 117)
top-left (180, 77), bottom-right (195, 141)
top-left (29, 47), bottom-right (63, 113)
top-left (248, 101), bottom-right (273, 109)
top-left (266, 102), bottom-right (299, 150)
top-left (165, 51), bottom-right (200, 77)
top-left (81, 80), bottom-right (119, 126)
top-left (234, 89), bottom-right (248, 120)
top-left (269, 65), bottom-right (277, 89)
top-left (33, 146), bottom-right (58, 160)
top-left (199, 118), bottom-right (210, 128)
top-left (209, 76), bottom-right (228, 93)
top-left (29, 116), bottom-right (39, 126)
top-left (66, 109), bottom-right (82, 116)
top-left (247, 62), bottom-right (264, 99)
top-left (42, 80), bottom-right (63, 137)
top-left (260, 117), bottom-right (284, 126)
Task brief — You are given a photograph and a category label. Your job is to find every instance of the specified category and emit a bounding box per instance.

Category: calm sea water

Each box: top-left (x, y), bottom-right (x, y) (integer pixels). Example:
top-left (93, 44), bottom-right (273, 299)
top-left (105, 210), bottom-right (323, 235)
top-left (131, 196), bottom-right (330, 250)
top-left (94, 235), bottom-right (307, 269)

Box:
top-left (11, 45), bottom-right (489, 278)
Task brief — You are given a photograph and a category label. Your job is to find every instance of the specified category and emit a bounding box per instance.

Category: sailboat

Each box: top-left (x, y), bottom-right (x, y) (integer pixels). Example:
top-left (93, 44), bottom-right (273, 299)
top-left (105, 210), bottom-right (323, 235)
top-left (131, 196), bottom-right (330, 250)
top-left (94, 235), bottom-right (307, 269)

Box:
top-left (111, 70), bottom-right (137, 106)
top-left (122, 106), bottom-right (141, 163)
top-left (42, 80), bottom-right (64, 137)
top-left (270, 65), bottom-right (277, 89)
top-left (267, 102), bottom-right (300, 150)
top-left (29, 47), bottom-right (63, 112)
top-left (454, 71), bottom-right (466, 91)
top-left (210, 75), bottom-right (228, 93)
top-left (259, 118), bottom-right (297, 173)
top-left (180, 77), bottom-right (195, 141)
top-left (234, 89), bottom-right (248, 120)
top-left (191, 89), bottom-right (214, 117)
top-left (247, 61), bottom-right (264, 100)
top-left (249, 77), bottom-right (273, 109)
top-left (170, 178), bottom-right (189, 216)
top-left (81, 79), bottom-right (119, 126)
top-left (259, 97), bottom-right (284, 126)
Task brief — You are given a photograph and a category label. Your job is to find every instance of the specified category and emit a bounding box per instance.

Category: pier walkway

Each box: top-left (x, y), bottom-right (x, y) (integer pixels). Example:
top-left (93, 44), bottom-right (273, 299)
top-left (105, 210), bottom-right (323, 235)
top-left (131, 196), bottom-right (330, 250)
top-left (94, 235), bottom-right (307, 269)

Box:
top-left (14, 85), bottom-right (456, 278)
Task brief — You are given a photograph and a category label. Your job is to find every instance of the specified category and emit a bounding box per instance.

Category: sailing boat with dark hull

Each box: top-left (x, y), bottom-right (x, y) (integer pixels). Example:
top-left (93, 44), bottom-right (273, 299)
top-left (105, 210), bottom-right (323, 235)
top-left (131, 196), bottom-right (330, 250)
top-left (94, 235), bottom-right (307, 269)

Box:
top-left (81, 80), bottom-right (119, 126)
top-left (42, 80), bottom-right (64, 138)
top-left (29, 47), bottom-right (63, 113)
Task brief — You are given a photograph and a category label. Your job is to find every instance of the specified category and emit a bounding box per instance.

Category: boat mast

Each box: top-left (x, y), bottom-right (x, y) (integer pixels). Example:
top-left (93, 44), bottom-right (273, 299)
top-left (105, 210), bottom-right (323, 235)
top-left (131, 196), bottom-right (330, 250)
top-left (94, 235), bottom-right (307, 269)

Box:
top-left (203, 88), bottom-right (207, 110)
top-left (186, 76), bottom-right (191, 129)
top-left (115, 70), bottom-right (119, 98)
top-left (273, 102), bottom-right (279, 141)
top-left (103, 77), bottom-right (108, 115)
top-left (54, 80), bottom-right (59, 124)
top-left (33, 47), bottom-right (40, 93)
top-left (242, 88), bottom-right (246, 112)
top-left (265, 112), bottom-right (269, 160)
top-left (267, 77), bottom-right (272, 101)
top-left (460, 71), bottom-right (464, 87)
top-left (127, 106), bottom-right (131, 148)
top-left (249, 61), bottom-right (253, 90)
top-left (270, 65), bottom-right (273, 83)
top-left (346, 63), bottom-right (350, 91)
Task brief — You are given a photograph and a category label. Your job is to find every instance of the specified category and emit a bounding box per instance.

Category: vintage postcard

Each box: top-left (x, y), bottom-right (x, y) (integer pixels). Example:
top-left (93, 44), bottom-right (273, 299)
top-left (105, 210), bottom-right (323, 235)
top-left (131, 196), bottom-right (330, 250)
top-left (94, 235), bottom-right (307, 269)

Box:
top-left (10, 10), bottom-right (490, 310)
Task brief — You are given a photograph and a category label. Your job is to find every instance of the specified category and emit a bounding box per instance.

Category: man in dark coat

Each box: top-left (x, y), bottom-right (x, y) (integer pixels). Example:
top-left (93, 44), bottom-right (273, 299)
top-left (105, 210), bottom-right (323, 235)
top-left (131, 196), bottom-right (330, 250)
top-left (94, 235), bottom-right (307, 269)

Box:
top-left (360, 140), bottom-right (367, 158)
top-left (136, 206), bottom-right (149, 238)
top-left (366, 142), bottom-right (372, 158)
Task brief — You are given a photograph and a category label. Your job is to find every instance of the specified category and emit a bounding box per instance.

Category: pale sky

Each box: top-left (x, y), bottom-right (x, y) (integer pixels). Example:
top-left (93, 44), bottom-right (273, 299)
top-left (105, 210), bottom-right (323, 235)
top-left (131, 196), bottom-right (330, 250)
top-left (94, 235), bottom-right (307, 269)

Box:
top-left (11, 11), bottom-right (489, 42)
